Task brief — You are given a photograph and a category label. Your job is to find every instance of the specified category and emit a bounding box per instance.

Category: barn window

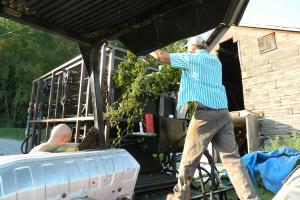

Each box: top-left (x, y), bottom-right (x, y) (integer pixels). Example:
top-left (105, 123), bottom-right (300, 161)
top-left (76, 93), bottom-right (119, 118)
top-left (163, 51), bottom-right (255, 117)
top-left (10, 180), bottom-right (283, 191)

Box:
top-left (258, 32), bottom-right (277, 54)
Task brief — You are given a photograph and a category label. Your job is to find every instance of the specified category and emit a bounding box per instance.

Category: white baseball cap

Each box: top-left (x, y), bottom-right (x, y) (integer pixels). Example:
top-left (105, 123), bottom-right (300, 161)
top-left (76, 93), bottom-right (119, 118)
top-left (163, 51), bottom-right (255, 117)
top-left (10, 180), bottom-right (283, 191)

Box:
top-left (185, 35), bottom-right (206, 48)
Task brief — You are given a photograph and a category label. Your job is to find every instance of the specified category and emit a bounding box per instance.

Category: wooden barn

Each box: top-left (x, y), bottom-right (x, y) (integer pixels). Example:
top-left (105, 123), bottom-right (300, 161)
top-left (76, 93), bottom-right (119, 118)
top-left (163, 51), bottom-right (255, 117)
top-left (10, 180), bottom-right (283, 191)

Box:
top-left (207, 24), bottom-right (300, 141)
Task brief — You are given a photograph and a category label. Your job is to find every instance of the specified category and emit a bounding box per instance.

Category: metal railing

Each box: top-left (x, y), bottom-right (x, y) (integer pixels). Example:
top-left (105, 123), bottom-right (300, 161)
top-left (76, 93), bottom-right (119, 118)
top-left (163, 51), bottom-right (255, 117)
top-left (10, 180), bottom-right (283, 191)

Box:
top-left (24, 45), bottom-right (126, 152)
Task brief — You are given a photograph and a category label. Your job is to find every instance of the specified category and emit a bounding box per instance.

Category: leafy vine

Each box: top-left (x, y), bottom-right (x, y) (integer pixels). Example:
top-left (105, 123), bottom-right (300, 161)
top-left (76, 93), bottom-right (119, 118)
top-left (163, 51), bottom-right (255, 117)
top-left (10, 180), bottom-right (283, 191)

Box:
top-left (106, 41), bottom-right (185, 147)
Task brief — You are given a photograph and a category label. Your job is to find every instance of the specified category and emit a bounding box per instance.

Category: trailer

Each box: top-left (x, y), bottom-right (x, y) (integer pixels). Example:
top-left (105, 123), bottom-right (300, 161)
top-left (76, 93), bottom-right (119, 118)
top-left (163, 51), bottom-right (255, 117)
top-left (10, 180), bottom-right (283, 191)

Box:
top-left (18, 44), bottom-right (239, 199)
top-left (21, 44), bottom-right (192, 192)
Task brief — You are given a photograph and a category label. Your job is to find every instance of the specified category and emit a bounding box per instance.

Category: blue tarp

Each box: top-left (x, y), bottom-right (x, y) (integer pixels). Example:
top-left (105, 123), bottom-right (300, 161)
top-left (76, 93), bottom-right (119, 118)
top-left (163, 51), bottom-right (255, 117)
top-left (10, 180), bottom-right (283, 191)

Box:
top-left (242, 148), bottom-right (300, 193)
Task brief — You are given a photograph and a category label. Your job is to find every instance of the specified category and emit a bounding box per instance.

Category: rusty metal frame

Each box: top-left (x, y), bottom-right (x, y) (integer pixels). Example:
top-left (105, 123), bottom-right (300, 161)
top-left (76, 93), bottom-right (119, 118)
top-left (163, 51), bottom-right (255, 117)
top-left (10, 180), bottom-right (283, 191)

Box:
top-left (75, 62), bottom-right (86, 143)
top-left (83, 77), bottom-right (91, 137)
top-left (45, 72), bottom-right (54, 140)
top-left (26, 44), bottom-right (126, 149)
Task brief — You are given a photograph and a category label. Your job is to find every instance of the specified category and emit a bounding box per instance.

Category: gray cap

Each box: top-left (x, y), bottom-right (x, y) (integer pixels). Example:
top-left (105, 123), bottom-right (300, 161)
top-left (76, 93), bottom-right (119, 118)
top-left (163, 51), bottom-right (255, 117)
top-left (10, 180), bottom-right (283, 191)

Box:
top-left (185, 35), bottom-right (206, 47)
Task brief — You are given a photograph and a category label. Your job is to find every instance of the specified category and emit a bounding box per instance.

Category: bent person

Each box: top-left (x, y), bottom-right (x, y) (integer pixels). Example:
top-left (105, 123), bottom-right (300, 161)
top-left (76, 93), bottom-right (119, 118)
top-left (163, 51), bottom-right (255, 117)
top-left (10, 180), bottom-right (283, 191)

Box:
top-left (150, 35), bottom-right (258, 200)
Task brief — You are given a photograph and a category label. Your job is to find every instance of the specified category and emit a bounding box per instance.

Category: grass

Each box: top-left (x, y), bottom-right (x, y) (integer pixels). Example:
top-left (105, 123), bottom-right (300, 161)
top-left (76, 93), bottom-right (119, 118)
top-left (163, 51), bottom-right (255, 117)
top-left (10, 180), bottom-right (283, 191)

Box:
top-left (0, 127), bottom-right (46, 141)
top-left (226, 131), bottom-right (300, 200)
top-left (264, 130), bottom-right (300, 151)
top-left (256, 185), bottom-right (275, 200)
top-left (220, 174), bottom-right (275, 200)
top-left (227, 184), bottom-right (275, 200)
top-left (0, 128), bottom-right (27, 140)
top-left (250, 131), bottom-right (300, 200)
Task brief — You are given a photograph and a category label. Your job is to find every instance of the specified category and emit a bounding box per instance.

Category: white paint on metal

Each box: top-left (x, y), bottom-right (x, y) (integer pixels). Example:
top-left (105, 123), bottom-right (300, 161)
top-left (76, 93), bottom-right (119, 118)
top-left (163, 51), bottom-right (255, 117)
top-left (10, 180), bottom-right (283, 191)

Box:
top-left (0, 149), bottom-right (140, 200)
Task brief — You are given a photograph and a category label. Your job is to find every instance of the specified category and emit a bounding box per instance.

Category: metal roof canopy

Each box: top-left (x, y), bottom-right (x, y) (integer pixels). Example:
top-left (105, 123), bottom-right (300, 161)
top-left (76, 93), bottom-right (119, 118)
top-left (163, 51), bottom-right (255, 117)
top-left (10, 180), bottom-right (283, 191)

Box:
top-left (0, 0), bottom-right (249, 147)
top-left (0, 0), bottom-right (248, 55)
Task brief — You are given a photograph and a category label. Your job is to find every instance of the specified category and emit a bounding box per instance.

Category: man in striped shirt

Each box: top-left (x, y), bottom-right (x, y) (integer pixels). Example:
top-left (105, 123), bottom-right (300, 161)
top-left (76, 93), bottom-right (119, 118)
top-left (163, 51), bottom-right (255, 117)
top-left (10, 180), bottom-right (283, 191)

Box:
top-left (150, 35), bottom-right (258, 200)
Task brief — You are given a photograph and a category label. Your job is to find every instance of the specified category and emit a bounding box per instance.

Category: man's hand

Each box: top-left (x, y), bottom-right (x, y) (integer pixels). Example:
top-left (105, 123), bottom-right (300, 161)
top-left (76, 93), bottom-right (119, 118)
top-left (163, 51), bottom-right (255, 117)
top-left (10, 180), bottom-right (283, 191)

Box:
top-left (150, 50), bottom-right (160, 59)
top-left (150, 49), bottom-right (170, 64)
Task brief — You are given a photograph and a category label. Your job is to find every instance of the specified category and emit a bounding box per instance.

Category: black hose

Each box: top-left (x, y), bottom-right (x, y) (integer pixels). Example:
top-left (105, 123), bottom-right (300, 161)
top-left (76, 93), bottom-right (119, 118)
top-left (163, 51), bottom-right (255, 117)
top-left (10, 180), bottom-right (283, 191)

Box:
top-left (21, 134), bottom-right (33, 154)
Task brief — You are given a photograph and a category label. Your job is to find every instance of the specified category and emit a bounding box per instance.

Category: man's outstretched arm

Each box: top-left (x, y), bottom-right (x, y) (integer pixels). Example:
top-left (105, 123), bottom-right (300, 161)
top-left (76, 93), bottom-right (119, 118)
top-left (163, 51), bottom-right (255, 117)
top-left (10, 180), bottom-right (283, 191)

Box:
top-left (150, 49), bottom-right (170, 64)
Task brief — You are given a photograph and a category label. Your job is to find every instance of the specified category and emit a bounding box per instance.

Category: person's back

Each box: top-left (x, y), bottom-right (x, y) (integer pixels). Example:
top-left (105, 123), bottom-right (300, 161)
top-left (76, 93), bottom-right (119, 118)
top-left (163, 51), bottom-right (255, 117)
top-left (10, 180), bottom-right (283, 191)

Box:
top-left (192, 53), bottom-right (222, 85)
top-left (29, 143), bottom-right (59, 153)
top-left (30, 124), bottom-right (78, 154)
top-left (169, 49), bottom-right (228, 111)
top-left (30, 143), bottom-right (79, 153)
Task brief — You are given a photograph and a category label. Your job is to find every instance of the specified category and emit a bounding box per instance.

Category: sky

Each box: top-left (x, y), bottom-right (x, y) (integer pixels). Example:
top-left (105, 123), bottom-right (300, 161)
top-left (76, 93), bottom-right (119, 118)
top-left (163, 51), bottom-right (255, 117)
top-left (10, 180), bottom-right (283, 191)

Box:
top-left (240, 0), bottom-right (300, 28)
top-left (201, 0), bottom-right (300, 39)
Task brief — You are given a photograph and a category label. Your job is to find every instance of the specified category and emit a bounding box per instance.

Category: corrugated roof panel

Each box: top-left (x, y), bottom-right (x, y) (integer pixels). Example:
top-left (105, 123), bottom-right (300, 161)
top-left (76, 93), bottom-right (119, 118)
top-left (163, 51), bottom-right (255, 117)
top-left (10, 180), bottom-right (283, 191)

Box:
top-left (65, 0), bottom-right (138, 31)
top-left (48, 0), bottom-right (107, 27)
top-left (38, 0), bottom-right (76, 17)
top-left (0, 0), bottom-right (249, 54)
top-left (43, 0), bottom-right (96, 23)
top-left (77, 0), bottom-right (164, 33)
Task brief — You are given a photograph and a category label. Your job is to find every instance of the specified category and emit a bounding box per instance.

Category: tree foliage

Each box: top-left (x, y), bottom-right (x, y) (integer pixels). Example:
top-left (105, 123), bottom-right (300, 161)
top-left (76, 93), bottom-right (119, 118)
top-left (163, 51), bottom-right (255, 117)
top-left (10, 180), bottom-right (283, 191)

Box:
top-left (0, 18), bottom-right (79, 127)
top-left (107, 41), bottom-right (186, 147)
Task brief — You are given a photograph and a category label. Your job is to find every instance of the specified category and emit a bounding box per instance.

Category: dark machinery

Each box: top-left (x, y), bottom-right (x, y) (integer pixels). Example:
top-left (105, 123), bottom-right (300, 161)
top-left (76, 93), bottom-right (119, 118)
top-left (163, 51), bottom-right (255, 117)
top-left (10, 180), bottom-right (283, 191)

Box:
top-left (22, 45), bottom-right (234, 199)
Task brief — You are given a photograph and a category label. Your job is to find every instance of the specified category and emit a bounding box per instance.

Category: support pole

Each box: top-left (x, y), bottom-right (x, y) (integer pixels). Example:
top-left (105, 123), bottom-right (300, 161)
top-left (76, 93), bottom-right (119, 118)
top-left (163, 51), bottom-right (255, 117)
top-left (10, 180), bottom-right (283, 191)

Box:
top-left (54, 75), bottom-right (62, 119)
top-left (83, 77), bottom-right (91, 137)
top-left (79, 42), bottom-right (105, 147)
top-left (75, 62), bottom-right (86, 143)
top-left (24, 81), bottom-right (36, 153)
top-left (104, 46), bottom-right (115, 144)
top-left (45, 72), bottom-right (55, 141)
top-left (31, 81), bottom-right (41, 149)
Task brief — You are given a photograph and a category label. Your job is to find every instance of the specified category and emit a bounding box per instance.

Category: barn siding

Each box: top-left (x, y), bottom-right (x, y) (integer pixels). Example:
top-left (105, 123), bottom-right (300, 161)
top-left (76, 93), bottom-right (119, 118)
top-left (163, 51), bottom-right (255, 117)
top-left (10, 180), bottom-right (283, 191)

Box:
top-left (210, 26), bottom-right (300, 136)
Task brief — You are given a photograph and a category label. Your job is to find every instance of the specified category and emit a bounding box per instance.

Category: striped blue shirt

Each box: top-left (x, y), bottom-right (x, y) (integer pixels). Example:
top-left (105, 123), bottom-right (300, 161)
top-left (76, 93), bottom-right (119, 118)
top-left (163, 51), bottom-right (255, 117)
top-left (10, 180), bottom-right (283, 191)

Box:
top-left (169, 49), bottom-right (228, 110)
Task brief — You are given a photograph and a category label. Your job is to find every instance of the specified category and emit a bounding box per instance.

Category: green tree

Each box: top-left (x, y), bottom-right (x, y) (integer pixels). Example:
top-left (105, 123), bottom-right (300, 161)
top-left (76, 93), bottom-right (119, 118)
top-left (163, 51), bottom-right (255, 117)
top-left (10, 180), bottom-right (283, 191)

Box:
top-left (0, 18), bottom-right (79, 127)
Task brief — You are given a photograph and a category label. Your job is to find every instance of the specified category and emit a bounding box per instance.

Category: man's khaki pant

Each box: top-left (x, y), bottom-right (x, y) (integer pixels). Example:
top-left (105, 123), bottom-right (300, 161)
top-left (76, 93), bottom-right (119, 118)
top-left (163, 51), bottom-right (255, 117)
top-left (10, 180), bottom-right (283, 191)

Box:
top-left (168, 107), bottom-right (258, 200)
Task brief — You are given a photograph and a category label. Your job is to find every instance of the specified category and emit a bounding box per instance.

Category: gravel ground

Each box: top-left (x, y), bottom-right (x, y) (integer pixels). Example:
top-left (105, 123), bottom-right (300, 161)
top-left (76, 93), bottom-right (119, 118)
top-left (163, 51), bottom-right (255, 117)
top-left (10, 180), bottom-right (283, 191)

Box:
top-left (0, 138), bottom-right (23, 155)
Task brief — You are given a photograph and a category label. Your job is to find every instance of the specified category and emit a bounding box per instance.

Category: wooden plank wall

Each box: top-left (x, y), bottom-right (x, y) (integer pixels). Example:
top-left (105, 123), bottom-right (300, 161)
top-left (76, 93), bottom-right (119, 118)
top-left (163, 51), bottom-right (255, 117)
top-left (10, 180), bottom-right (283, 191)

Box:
top-left (210, 26), bottom-right (300, 136)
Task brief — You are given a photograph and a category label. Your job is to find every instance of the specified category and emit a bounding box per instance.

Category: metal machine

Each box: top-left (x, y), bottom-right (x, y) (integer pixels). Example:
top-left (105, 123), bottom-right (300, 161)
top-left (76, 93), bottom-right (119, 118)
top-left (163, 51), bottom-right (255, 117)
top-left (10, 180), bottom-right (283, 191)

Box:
top-left (0, 149), bottom-right (140, 200)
